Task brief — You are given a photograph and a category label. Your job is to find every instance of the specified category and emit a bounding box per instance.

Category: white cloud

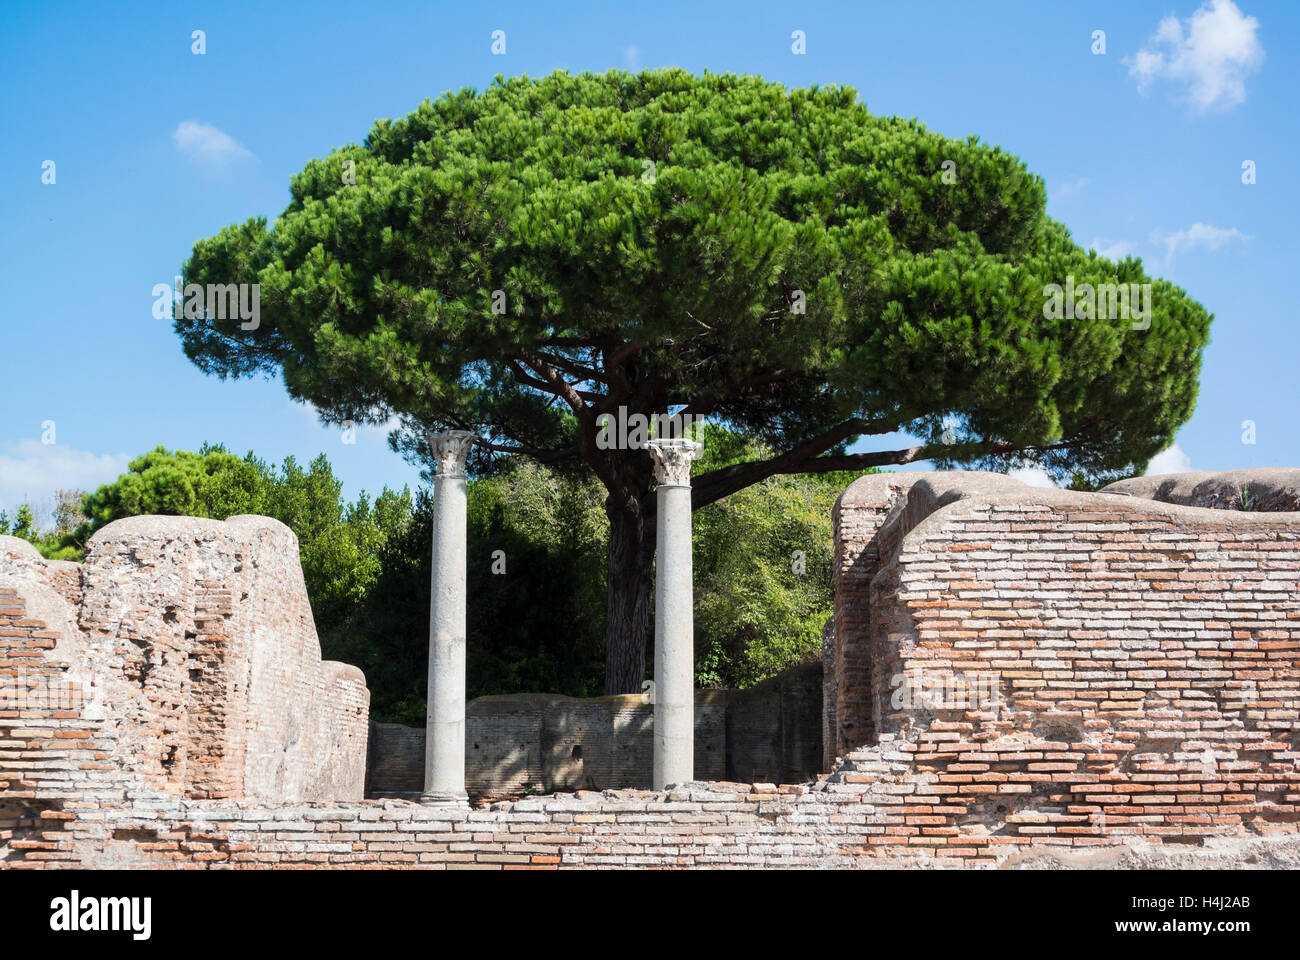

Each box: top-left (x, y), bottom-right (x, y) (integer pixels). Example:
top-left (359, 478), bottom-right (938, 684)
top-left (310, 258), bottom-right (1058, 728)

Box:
top-left (622, 45), bottom-right (641, 69)
top-left (1091, 237), bottom-right (1134, 261)
top-left (172, 120), bottom-right (254, 168)
top-left (1052, 176), bottom-right (1090, 201)
top-left (1126, 0), bottom-right (1265, 112)
top-left (1009, 465), bottom-right (1057, 488)
top-left (0, 440), bottom-right (130, 523)
top-left (1149, 221), bottom-right (1251, 261)
top-left (1146, 443), bottom-right (1193, 475)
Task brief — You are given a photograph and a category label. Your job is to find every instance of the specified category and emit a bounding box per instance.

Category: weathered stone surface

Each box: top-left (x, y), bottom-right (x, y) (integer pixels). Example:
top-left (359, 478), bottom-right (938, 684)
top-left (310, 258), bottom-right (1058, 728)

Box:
top-left (827, 469), bottom-right (1300, 856)
top-left (424, 430), bottom-right (475, 802)
top-left (648, 437), bottom-right (701, 789)
top-left (1102, 467), bottom-right (1300, 512)
top-left (724, 662), bottom-right (821, 784)
top-left (6, 466), bottom-right (1300, 870)
top-left (365, 675), bottom-right (819, 796)
top-left (7, 789), bottom-right (1300, 870)
top-left (0, 515), bottom-right (369, 809)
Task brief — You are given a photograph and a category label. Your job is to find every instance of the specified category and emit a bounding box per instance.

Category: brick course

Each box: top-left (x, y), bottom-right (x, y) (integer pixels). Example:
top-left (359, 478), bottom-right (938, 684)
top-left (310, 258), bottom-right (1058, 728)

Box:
top-left (4, 470), bottom-right (1300, 869)
top-left (0, 515), bottom-right (368, 813)
top-left (825, 472), bottom-right (1300, 852)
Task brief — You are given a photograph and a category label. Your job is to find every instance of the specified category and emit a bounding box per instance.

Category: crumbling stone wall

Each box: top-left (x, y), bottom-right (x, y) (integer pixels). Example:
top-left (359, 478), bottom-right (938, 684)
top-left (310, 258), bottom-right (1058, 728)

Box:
top-left (7, 469), bottom-right (1300, 870)
top-left (10, 786), bottom-right (1300, 870)
top-left (726, 662), bottom-right (822, 784)
top-left (366, 662), bottom-right (822, 795)
top-left (0, 515), bottom-right (368, 816)
top-left (0, 578), bottom-right (117, 810)
top-left (1103, 467), bottom-right (1300, 512)
top-left (826, 469), bottom-right (1300, 845)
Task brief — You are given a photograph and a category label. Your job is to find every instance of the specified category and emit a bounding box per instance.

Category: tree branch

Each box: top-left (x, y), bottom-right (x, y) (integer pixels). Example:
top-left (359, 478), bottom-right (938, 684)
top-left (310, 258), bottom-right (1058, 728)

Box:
top-left (535, 350), bottom-right (609, 385)
top-left (477, 439), bottom-right (579, 463)
top-left (606, 341), bottom-right (640, 369)
top-left (517, 349), bottom-right (627, 508)
top-left (687, 416), bottom-right (898, 508)
top-left (687, 434), bottom-right (1088, 512)
top-left (507, 359), bottom-right (559, 395)
top-left (599, 337), bottom-right (636, 409)
top-left (676, 369), bottom-right (804, 418)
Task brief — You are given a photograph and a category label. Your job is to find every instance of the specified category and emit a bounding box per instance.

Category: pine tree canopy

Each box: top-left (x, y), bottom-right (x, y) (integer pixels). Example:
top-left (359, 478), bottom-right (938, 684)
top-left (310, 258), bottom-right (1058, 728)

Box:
top-left (177, 69), bottom-right (1210, 500)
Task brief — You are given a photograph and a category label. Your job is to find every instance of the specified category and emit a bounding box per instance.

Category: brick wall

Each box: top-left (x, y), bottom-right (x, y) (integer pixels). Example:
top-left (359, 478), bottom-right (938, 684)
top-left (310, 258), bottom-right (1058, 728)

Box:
top-left (0, 516), bottom-right (368, 812)
top-left (828, 472), bottom-right (916, 761)
top-left (0, 582), bottom-right (121, 805)
top-left (6, 784), bottom-right (1300, 870)
top-left (6, 470), bottom-right (1300, 870)
top-left (826, 470), bottom-right (1300, 848)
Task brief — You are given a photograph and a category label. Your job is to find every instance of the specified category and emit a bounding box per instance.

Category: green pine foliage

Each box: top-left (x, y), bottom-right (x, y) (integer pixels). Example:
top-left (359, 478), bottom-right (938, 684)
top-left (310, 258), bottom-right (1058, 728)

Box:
top-left (174, 69), bottom-right (1212, 691)
top-left (177, 69), bottom-right (1208, 482)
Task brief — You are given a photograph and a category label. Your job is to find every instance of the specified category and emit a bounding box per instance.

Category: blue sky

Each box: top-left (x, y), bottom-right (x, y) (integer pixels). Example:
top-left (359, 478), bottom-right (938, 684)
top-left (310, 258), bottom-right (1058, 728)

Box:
top-left (2, 0), bottom-right (1294, 520)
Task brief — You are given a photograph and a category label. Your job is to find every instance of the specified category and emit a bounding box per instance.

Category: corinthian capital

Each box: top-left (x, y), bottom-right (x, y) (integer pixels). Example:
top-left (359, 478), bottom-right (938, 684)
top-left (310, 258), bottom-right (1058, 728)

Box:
top-left (427, 430), bottom-right (478, 478)
top-left (647, 438), bottom-right (702, 487)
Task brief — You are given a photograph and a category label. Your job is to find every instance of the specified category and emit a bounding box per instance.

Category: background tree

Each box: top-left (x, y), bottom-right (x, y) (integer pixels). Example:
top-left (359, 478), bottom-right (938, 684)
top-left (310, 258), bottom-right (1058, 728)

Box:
top-left (2, 492), bottom-right (89, 560)
top-left (52, 490), bottom-right (88, 538)
top-left (175, 69), bottom-right (1213, 693)
top-left (338, 425), bottom-right (856, 722)
top-left (7, 430), bottom-right (858, 721)
top-left (43, 445), bottom-right (416, 651)
top-left (690, 425), bottom-right (864, 688)
top-left (0, 505), bottom-right (39, 543)
top-left (335, 464), bottom-right (610, 723)
top-left (80, 445), bottom-right (271, 528)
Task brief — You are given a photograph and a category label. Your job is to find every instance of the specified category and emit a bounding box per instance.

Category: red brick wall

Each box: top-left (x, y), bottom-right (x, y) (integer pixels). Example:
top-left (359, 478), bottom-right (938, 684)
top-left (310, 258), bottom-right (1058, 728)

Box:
top-left (5, 782), bottom-right (1300, 870)
top-left (829, 474), bottom-right (915, 761)
top-left (0, 579), bottom-right (125, 865)
top-left (6, 472), bottom-right (1300, 870)
top-left (1, 516), bottom-right (369, 809)
top-left (828, 472), bottom-right (1300, 847)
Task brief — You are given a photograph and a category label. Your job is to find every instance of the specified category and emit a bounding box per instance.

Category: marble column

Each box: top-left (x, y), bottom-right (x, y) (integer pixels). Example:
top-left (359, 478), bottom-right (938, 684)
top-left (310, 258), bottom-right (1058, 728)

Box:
top-left (647, 438), bottom-right (702, 790)
top-left (423, 429), bottom-right (477, 804)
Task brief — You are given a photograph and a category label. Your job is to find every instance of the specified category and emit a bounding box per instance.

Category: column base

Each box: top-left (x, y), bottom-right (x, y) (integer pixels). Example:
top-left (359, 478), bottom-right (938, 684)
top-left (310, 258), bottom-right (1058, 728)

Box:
top-left (420, 789), bottom-right (469, 807)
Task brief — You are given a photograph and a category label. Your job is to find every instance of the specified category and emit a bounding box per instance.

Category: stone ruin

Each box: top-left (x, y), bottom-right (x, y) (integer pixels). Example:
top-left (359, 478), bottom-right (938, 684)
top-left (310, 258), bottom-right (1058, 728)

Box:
top-left (2, 468), bottom-right (1299, 868)
top-left (366, 667), bottom-right (822, 798)
top-left (0, 515), bottom-right (368, 808)
top-left (823, 468), bottom-right (1300, 856)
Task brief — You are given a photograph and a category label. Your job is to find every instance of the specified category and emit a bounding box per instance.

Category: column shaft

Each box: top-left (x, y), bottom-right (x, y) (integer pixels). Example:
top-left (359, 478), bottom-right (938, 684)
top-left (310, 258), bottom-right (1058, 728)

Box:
top-left (653, 482), bottom-right (695, 789)
top-left (648, 437), bottom-right (701, 790)
top-left (424, 430), bottom-right (475, 803)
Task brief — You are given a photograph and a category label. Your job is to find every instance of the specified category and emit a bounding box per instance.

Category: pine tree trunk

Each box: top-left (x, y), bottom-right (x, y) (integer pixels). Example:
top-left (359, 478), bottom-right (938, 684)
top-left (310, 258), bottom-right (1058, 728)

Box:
top-left (604, 498), bottom-right (655, 694)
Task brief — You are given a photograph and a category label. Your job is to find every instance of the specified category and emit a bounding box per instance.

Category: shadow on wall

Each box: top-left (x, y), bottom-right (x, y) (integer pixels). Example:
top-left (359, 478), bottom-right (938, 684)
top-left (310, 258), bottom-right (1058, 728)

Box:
top-left (366, 661), bottom-right (822, 796)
